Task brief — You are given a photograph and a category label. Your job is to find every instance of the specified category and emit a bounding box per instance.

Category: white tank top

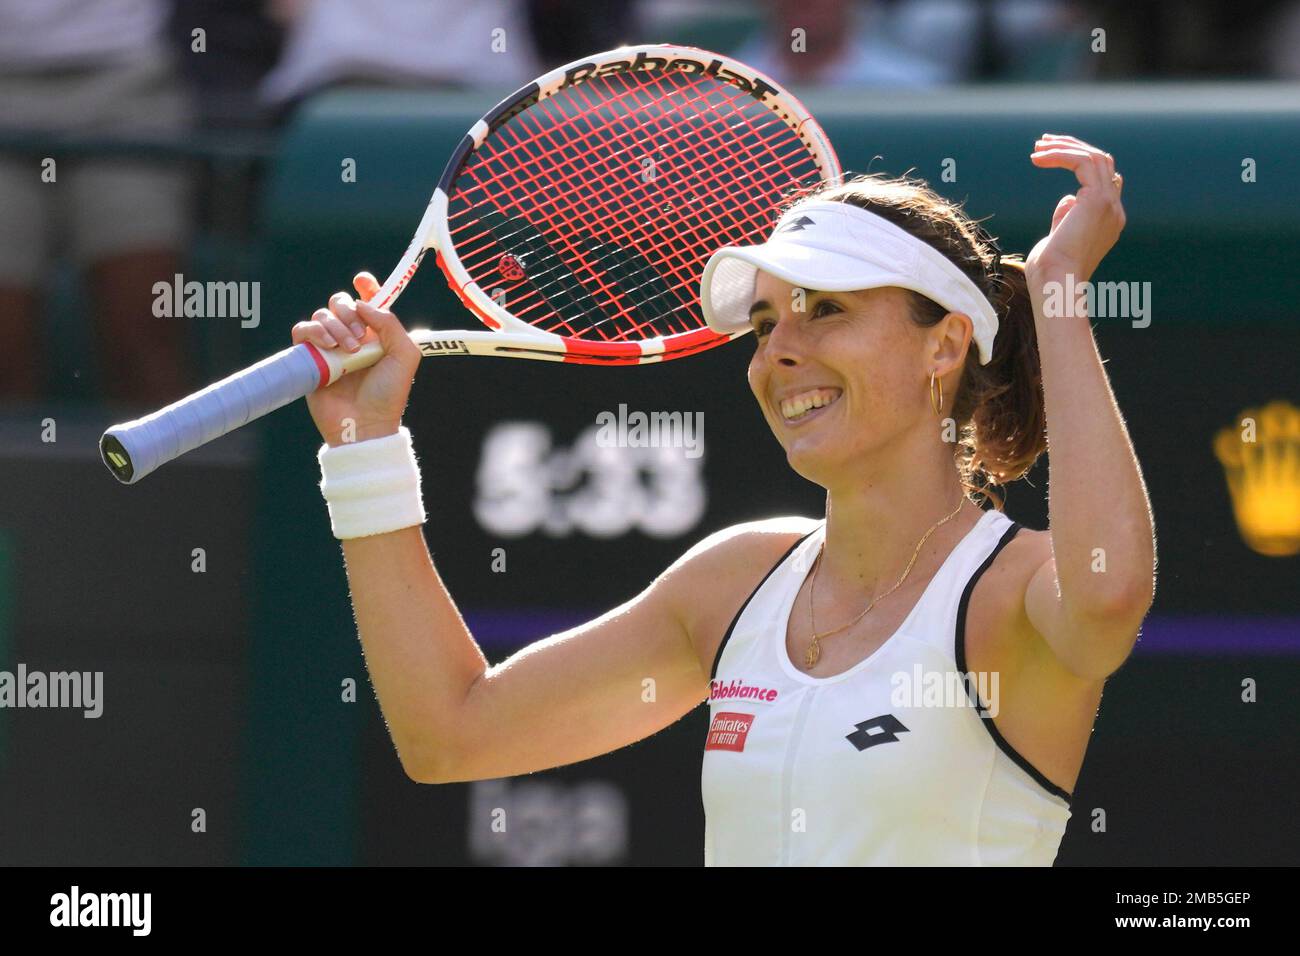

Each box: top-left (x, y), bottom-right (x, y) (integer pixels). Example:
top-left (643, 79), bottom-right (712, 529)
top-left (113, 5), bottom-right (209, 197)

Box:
top-left (701, 508), bottom-right (1073, 866)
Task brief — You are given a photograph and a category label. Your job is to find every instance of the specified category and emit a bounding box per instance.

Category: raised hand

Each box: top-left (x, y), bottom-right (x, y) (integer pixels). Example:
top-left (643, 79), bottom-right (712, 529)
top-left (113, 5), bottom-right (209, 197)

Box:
top-left (1026, 133), bottom-right (1127, 285)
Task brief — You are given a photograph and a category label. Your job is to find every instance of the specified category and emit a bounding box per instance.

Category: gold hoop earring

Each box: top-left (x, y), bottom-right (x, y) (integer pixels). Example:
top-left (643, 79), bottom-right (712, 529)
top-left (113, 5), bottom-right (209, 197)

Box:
top-left (930, 370), bottom-right (944, 415)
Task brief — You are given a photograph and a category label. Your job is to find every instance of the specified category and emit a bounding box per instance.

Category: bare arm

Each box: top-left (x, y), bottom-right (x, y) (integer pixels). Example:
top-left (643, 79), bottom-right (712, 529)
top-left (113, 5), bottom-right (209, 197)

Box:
top-left (341, 520), bottom-right (764, 784)
top-left (1021, 135), bottom-right (1156, 680)
top-left (339, 526), bottom-right (489, 781)
top-left (444, 538), bottom-right (722, 782)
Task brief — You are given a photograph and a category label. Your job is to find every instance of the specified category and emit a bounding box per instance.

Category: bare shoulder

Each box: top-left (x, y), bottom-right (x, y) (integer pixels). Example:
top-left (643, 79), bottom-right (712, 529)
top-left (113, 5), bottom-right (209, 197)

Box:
top-left (672, 515), bottom-right (821, 568)
top-left (661, 516), bottom-right (821, 678)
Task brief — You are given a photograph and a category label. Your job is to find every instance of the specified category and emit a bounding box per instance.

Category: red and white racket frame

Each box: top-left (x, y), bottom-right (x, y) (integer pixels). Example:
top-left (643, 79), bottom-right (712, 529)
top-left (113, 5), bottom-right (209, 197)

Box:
top-left (337, 42), bottom-right (842, 378)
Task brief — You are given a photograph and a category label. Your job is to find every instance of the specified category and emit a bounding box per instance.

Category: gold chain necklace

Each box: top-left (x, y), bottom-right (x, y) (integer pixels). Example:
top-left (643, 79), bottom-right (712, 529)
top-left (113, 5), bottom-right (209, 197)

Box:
top-left (804, 494), bottom-right (967, 669)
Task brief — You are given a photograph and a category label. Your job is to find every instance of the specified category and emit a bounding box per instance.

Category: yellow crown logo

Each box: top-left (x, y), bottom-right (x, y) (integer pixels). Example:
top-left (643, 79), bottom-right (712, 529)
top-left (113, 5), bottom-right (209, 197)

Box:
top-left (1213, 400), bottom-right (1300, 557)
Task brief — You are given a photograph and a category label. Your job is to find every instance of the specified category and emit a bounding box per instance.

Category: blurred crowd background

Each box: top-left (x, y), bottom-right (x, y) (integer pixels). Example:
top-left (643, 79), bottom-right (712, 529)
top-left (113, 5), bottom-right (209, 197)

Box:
top-left (3, 0), bottom-right (1300, 405)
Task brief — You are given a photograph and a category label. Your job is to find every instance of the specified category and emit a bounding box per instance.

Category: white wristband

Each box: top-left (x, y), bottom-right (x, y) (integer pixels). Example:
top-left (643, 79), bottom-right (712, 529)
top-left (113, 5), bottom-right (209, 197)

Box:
top-left (317, 426), bottom-right (427, 539)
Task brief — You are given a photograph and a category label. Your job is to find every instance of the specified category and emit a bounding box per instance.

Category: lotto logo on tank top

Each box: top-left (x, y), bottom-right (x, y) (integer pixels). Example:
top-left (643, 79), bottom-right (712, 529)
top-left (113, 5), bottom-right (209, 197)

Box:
top-left (705, 712), bottom-right (754, 752)
top-left (709, 678), bottom-right (779, 705)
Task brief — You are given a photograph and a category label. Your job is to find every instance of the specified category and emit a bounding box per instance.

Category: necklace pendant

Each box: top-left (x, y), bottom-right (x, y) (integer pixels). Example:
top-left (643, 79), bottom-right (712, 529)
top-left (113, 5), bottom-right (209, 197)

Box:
top-left (804, 639), bottom-right (820, 669)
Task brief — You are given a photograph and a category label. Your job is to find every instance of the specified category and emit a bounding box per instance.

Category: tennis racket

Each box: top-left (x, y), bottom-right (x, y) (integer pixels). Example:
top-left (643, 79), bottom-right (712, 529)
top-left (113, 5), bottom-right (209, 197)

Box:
top-left (100, 43), bottom-right (841, 484)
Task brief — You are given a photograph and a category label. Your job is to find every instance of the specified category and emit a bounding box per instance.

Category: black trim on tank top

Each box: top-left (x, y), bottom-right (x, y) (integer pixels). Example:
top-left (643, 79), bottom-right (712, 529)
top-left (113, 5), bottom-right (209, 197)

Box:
top-left (954, 520), bottom-right (1075, 805)
top-left (709, 527), bottom-right (820, 682)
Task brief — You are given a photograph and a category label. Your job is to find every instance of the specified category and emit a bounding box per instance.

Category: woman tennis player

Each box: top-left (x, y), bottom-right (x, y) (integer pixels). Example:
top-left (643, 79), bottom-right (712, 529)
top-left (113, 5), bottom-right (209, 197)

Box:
top-left (293, 132), bottom-right (1156, 866)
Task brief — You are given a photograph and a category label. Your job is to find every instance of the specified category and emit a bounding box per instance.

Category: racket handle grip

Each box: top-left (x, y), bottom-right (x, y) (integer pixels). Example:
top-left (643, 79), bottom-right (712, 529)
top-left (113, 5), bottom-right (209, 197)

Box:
top-left (100, 342), bottom-right (331, 484)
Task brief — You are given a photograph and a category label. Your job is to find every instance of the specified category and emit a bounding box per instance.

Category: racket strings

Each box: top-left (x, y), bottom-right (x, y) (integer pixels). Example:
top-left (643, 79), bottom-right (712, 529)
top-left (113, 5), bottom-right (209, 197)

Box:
top-left (457, 139), bottom-right (803, 342)
top-left (458, 140), bottom-right (808, 345)
top-left (523, 69), bottom-right (808, 335)
top-left (513, 69), bottom-right (817, 340)
top-left (454, 74), bottom-right (810, 338)
top-left (456, 142), bottom-right (796, 341)
top-left (447, 68), bottom-right (823, 343)
top-left (462, 80), bottom-right (806, 319)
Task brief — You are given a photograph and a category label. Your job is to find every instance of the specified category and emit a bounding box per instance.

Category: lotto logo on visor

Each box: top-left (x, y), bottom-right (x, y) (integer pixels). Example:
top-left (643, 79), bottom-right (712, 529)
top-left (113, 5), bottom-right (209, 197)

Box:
top-left (777, 215), bottom-right (815, 233)
top-left (705, 712), bottom-right (755, 752)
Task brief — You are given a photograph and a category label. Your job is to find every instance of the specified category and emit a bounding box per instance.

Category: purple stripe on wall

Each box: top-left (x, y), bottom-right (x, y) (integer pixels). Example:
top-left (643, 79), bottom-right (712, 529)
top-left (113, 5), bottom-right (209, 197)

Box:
top-left (1133, 615), bottom-right (1300, 655)
top-left (463, 609), bottom-right (593, 651)
top-left (464, 610), bottom-right (1300, 655)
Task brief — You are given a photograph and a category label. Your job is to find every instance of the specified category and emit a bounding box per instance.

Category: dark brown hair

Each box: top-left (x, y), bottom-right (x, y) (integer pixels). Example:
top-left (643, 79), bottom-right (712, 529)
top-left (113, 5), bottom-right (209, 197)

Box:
top-left (794, 173), bottom-right (1045, 510)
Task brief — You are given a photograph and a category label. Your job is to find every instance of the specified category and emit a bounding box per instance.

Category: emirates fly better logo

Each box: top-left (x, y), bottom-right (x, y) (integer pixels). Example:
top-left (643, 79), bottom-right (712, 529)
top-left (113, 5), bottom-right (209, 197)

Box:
top-left (706, 712), bottom-right (754, 752)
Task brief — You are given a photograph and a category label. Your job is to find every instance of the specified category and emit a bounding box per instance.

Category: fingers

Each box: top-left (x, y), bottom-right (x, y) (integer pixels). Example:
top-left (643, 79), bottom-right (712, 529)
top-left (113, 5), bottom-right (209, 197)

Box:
top-left (354, 298), bottom-right (401, 342)
top-left (353, 271), bottom-right (381, 301)
top-left (1041, 134), bottom-right (1116, 177)
top-left (354, 299), bottom-right (420, 362)
top-left (292, 270), bottom-right (413, 359)
top-left (313, 307), bottom-right (363, 351)
top-left (291, 309), bottom-right (360, 352)
top-left (1038, 132), bottom-right (1108, 160)
top-left (328, 291), bottom-right (367, 340)
top-left (1032, 133), bottom-right (1119, 194)
top-left (290, 287), bottom-right (369, 353)
top-left (292, 318), bottom-right (340, 349)
top-left (1032, 145), bottom-right (1109, 193)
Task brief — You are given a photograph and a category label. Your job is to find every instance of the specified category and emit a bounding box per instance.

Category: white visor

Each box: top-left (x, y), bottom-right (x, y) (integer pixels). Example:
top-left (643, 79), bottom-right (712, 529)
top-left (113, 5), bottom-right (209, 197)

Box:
top-left (700, 200), bottom-right (1000, 364)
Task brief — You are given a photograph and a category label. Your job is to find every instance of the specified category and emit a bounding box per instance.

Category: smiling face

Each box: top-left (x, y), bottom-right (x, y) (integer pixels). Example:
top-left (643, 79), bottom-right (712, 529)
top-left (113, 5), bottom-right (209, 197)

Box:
top-left (746, 271), bottom-right (967, 488)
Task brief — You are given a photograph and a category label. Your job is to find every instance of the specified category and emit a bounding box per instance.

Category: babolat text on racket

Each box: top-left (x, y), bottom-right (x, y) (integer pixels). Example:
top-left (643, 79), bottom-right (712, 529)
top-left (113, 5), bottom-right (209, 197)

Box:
top-left (100, 43), bottom-right (841, 484)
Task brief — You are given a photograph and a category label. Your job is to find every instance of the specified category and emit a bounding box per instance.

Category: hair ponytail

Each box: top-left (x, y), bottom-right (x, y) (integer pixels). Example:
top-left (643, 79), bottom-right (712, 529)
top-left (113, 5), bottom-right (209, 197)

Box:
top-left (960, 255), bottom-right (1045, 509)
